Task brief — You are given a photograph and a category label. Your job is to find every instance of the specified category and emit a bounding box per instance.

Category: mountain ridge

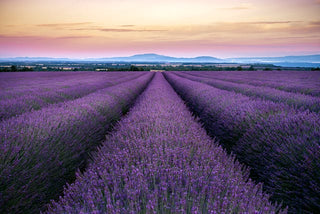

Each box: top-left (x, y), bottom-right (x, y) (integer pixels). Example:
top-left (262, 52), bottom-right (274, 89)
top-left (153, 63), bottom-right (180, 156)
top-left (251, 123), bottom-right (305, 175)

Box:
top-left (1, 53), bottom-right (319, 67)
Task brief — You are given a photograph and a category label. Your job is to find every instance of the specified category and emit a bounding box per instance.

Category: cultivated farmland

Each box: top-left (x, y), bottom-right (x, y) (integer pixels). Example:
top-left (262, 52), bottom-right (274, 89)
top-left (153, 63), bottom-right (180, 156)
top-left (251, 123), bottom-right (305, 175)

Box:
top-left (0, 70), bottom-right (319, 213)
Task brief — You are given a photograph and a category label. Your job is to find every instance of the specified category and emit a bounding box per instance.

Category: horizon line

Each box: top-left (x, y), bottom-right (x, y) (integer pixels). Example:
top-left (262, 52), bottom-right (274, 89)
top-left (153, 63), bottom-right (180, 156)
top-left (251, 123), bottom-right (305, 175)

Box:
top-left (1, 52), bottom-right (320, 60)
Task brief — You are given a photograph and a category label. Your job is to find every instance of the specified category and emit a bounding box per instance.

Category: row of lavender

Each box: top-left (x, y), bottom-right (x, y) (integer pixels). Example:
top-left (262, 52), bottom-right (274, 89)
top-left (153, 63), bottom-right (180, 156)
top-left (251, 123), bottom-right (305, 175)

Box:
top-left (46, 73), bottom-right (285, 213)
top-left (0, 72), bottom-right (128, 99)
top-left (175, 71), bottom-right (320, 112)
top-left (183, 70), bottom-right (320, 97)
top-left (0, 73), bottom-right (154, 214)
top-left (0, 72), bottom-right (144, 120)
top-left (164, 72), bottom-right (320, 213)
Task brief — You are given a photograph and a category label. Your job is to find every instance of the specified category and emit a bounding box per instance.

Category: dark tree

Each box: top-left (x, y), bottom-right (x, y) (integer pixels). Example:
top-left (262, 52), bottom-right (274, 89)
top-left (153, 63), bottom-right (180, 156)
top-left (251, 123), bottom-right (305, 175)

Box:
top-left (248, 66), bottom-right (255, 71)
top-left (130, 65), bottom-right (140, 71)
top-left (11, 65), bottom-right (17, 72)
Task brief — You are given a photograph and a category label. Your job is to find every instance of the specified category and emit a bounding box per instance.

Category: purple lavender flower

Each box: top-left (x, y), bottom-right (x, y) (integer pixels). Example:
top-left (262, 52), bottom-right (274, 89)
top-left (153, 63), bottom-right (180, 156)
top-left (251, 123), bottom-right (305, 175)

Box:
top-left (0, 72), bottom-right (145, 120)
top-left (46, 73), bottom-right (284, 213)
top-left (175, 71), bottom-right (320, 112)
top-left (165, 71), bottom-right (319, 213)
top-left (0, 72), bottom-right (153, 214)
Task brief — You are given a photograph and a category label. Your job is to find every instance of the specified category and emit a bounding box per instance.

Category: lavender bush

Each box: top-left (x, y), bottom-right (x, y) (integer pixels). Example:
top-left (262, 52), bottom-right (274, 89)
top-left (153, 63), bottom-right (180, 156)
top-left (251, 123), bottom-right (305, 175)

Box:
top-left (46, 73), bottom-right (285, 213)
top-left (0, 73), bottom-right (153, 214)
top-left (235, 111), bottom-right (320, 212)
top-left (0, 72), bottom-right (144, 120)
top-left (165, 73), bottom-right (286, 151)
top-left (183, 70), bottom-right (320, 97)
top-left (165, 72), bottom-right (320, 213)
top-left (0, 72), bottom-right (121, 99)
top-left (176, 72), bottom-right (320, 112)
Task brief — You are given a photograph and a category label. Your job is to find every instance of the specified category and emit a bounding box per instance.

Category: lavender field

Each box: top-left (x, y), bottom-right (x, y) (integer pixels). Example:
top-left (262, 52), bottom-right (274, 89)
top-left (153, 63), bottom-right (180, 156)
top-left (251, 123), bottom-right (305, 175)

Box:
top-left (0, 70), bottom-right (319, 213)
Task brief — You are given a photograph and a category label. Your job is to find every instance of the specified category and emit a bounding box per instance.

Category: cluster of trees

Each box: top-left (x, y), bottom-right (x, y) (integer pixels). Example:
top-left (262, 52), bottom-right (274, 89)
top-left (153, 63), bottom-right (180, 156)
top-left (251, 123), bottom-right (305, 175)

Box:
top-left (105, 65), bottom-right (256, 72)
top-left (0, 65), bottom-right (34, 72)
top-left (2, 63), bottom-right (318, 72)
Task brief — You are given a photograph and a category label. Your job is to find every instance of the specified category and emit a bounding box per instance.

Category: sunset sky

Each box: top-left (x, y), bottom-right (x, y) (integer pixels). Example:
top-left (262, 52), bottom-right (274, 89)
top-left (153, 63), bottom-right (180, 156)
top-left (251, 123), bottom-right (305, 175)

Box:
top-left (0, 0), bottom-right (320, 58)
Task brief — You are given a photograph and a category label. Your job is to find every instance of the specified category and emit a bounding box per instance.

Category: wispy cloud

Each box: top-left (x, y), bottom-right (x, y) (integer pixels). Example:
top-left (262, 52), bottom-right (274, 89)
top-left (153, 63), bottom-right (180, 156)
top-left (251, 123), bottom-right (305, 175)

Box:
top-left (98, 28), bottom-right (166, 32)
top-left (148, 21), bottom-right (320, 42)
top-left (222, 3), bottom-right (253, 10)
top-left (73, 27), bottom-right (166, 32)
top-left (224, 6), bottom-right (251, 10)
top-left (120, 25), bottom-right (135, 27)
top-left (243, 21), bottom-right (301, 25)
top-left (36, 22), bottom-right (165, 33)
top-left (0, 35), bottom-right (45, 40)
top-left (309, 21), bottom-right (320, 25)
top-left (0, 34), bottom-right (92, 40)
top-left (55, 36), bottom-right (92, 39)
top-left (36, 22), bottom-right (93, 28)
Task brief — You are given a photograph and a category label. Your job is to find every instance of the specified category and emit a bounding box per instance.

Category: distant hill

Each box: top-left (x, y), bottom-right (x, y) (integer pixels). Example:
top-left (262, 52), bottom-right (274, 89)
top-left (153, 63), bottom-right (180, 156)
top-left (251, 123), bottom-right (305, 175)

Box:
top-left (227, 55), bottom-right (320, 67)
top-left (0, 54), bottom-right (224, 63)
top-left (227, 55), bottom-right (320, 63)
top-left (1, 54), bottom-right (319, 67)
top-left (97, 54), bottom-right (224, 63)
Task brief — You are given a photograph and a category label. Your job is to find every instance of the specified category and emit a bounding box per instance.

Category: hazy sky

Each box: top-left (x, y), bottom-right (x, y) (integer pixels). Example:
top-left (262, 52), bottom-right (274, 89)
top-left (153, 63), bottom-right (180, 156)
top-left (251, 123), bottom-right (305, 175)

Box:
top-left (0, 0), bottom-right (319, 58)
